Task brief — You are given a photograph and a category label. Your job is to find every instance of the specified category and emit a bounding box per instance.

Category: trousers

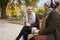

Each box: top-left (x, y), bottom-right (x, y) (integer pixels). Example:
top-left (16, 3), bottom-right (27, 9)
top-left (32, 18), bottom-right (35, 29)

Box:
top-left (16, 27), bottom-right (31, 40)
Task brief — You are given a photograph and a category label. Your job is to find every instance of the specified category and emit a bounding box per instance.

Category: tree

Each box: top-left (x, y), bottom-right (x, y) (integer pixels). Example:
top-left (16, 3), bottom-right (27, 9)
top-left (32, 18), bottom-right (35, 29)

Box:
top-left (18, 0), bottom-right (39, 7)
top-left (25, 0), bottom-right (39, 7)
top-left (6, 3), bottom-right (19, 17)
top-left (0, 0), bottom-right (9, 19)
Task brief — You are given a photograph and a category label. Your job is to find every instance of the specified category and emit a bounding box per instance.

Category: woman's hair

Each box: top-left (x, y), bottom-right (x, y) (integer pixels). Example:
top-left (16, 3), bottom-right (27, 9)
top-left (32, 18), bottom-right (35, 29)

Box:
top-left (27, 6), bottom-right (33, 10)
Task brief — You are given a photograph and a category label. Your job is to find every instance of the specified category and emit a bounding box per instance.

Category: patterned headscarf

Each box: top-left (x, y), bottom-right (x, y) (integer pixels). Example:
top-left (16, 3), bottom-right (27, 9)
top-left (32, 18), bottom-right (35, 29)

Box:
top-left (45, 0), bottom-right (59, 8)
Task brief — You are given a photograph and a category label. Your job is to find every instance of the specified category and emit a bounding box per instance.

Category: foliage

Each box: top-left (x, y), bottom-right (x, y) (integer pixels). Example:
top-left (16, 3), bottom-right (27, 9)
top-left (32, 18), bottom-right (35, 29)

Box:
top-left (17, 0), bottom-right (22, 5)
top-left (6, 3), bottom-right (19, 17)
top-left (0, 0), bottom-right (43, 19)
top-left (24, 0), bottom-right (39, 7)
top-left (37, 7), bottom-right (45, 19)
top-left (18, 0), bottom-right (39, 7)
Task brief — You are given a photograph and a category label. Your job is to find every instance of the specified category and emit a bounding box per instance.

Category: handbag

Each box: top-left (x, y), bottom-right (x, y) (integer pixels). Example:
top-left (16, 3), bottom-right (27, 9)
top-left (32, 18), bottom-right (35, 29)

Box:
top-left (34, 35), bottom-right (47, 40)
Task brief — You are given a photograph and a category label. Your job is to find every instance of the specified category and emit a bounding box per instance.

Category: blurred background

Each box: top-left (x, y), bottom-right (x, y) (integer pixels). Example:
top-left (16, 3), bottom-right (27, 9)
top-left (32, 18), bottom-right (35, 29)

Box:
top-left (0, 0), bottom-right (60, 40)
top-left (0, 0), bottom-right (60, 20)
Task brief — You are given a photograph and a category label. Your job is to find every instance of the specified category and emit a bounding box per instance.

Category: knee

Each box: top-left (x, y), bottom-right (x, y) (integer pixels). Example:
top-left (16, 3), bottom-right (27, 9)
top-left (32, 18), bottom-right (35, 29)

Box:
top-left (28, 34), bottom-right (34, 40)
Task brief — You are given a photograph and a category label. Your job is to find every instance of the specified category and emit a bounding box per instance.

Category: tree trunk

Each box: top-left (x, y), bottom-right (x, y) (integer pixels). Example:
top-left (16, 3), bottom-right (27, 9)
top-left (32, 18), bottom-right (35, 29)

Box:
top-left (1, 2), bottom-right (7, 19)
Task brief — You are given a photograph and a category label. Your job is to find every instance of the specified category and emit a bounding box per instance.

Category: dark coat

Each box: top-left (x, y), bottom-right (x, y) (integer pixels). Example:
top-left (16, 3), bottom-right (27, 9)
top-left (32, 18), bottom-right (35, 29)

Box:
top-left (31, 14), bottom-right (40, 29)
top-left (38, 11), bottom-right (60, 40)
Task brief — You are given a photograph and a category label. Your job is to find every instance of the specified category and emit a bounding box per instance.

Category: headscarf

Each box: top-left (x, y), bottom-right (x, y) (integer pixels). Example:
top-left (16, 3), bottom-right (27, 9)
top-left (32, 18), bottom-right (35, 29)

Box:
top-left (45, 0), bottom-right (59, 8)
top-left (50, 0), bottom-right (59, 9)
top-left (25, 7), bottom-right (36, 24)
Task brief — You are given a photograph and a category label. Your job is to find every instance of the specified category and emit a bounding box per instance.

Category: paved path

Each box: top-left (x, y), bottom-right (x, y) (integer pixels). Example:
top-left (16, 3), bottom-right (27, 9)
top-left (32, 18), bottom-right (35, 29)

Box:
top-left (0, 19), bottom-right (23, 40)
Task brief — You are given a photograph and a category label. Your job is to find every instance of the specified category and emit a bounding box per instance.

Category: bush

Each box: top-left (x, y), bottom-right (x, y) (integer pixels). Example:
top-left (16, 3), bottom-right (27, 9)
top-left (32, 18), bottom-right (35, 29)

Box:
top-left (38, 13), bottom-right (43, 19)
top-left (37, 7), bottom-right (45, 19)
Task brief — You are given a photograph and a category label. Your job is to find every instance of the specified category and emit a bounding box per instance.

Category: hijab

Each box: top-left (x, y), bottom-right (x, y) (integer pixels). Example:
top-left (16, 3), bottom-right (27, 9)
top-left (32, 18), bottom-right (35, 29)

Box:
top-left (25, 12), bottom-right (36, 24)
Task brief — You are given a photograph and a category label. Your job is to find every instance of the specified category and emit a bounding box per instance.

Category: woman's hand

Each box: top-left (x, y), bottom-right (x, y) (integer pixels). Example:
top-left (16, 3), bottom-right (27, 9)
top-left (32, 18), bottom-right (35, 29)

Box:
top-left (33, 29), bottom-right (40, 35)
top-left (26, 23), bottom-right (31, 27)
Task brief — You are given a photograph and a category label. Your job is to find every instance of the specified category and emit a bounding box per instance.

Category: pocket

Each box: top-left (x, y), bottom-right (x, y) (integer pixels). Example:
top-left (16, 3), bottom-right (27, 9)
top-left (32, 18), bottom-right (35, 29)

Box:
top-left (34, 35), bottom-right (47, 40)
top-left (57, 24), bottom-right (60, 31)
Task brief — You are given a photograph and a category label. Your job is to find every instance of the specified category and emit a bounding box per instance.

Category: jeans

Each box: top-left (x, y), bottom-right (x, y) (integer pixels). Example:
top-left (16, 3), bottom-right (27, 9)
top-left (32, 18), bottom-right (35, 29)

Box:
top-left (16, 27), bottom-right (31, 40)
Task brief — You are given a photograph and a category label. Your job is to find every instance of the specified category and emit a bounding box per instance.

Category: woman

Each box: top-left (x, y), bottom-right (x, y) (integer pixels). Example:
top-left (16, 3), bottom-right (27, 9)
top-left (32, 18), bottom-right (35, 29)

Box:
top-left (16, 6), bottom-right (40, 40)
top-left (30, 0), bottom-right (60, 40)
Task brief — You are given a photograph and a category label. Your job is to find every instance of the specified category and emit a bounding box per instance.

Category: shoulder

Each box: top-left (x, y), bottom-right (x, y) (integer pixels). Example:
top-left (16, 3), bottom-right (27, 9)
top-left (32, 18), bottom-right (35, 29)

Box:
top-left (35, 13), bottom-right (39, 16)
top-left (35, 13), bottom-right (40, 20)
top-left (35, 13), bottom-right (39, 18)
top-left (51, 10), bottom-right (58, 15)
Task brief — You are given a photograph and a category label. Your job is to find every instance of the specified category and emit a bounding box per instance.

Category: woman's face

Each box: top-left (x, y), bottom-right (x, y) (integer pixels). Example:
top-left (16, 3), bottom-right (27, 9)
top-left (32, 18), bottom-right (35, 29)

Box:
top-left (27, 8), bottom-right (33, 14)
top-left (44, 5), bottom-right (49, 11)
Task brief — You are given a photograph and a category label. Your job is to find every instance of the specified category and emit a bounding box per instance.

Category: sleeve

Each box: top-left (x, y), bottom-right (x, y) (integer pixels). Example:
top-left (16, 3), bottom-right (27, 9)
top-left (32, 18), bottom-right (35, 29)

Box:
top-left (38, 23), bottom-right (57, 35)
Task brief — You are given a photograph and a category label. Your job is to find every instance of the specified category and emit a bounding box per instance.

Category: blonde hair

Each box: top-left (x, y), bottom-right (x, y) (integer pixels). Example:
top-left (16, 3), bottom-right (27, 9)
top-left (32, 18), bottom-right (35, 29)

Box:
top-left (27, 6), bottom-right (33, 10)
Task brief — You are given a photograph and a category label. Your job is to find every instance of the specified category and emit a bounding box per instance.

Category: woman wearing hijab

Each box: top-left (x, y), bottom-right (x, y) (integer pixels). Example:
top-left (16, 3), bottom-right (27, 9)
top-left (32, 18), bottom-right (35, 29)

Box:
top-left (30, 0), bottom-right (60, 40)
top-left (16, 6), bottom-right (40, 40)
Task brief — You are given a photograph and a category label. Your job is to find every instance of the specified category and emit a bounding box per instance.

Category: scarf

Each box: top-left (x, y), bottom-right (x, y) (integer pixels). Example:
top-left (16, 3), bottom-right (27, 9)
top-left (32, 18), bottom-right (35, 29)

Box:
top-left (41, 8), bottom-right (53, 30)
top-left (44, 8), bottom-right (53, 17)
top-left (25, 12), bottom-right (36, 24)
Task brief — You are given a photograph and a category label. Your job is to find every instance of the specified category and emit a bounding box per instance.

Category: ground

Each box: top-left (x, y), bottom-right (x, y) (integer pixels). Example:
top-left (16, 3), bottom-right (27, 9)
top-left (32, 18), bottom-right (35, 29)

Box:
top-left (0, 19), bottom-right (24, 40)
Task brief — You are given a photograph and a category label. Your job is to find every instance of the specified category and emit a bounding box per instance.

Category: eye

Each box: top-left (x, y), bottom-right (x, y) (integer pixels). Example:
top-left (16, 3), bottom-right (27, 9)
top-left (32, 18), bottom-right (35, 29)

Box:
top-left (28, 9), bottom-right (32, 10)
